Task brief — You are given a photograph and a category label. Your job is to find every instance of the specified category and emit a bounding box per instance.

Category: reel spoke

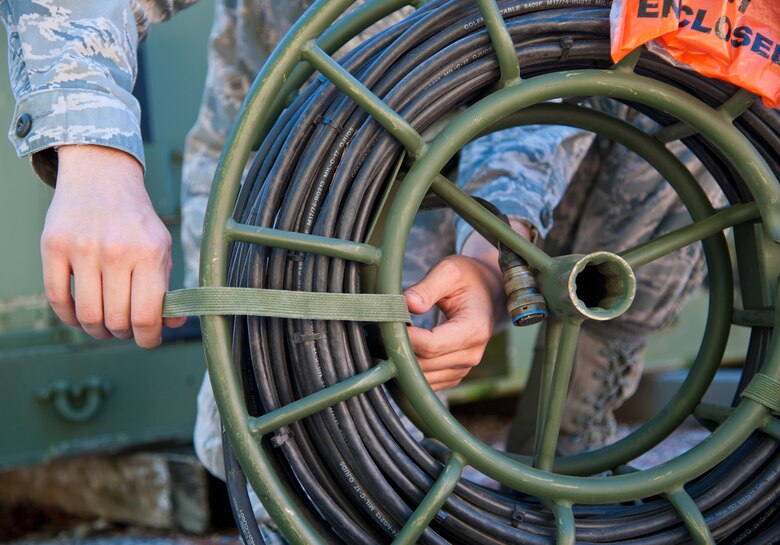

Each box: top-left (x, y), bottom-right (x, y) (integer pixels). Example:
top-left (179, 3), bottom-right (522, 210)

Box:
top-left (552, 502), bottom-right (576, 545)
top-left (620, 202), bottom-right (760, 269)
top-left (474, 0), bottom-right (520, 86)
top-left (666, 487), bottom-right (715, 545)
top-left (535, 319), bottom-right (563, 461)
top-left (534, 320), bottom-right (582, 472)
top-left (394, 452), bottom-right (466, 545)
top-left (654, 88), bottom-right (758, 144)
top-left (226, 220), bottom-right (382, 264)
top-left (248, 361), bottom-right (397, 437)
top-left (300, 41), bottom-right (427, 157)
top-left (764, 418), bottom-right (780, 441)
top-left (430, 173), bottom-right (553, 271)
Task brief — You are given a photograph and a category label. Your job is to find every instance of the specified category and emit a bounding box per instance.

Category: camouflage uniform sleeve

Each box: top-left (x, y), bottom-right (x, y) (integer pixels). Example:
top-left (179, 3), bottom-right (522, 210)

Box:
top-left (1, 0), bottom-right (197, 185)
top-left (454, 124), bottom-right (596, 252)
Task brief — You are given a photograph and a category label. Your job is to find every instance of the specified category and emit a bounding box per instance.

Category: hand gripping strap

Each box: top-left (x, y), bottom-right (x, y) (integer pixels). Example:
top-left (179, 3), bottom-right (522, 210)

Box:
top-left (163, 287), bottom-right (411, 323)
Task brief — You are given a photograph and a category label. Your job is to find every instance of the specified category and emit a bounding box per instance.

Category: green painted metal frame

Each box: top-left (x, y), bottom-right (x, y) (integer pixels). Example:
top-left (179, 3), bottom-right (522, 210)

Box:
top-left (198, 0), bottom-right (780, 542)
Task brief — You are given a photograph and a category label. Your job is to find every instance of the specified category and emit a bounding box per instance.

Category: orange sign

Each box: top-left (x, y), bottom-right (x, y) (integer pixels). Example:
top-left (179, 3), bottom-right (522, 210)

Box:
top-left (611, 0), bottom-right (780, 107)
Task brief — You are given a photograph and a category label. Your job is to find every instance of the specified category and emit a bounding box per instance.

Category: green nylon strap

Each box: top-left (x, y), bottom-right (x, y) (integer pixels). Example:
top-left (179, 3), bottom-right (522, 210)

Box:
top-left (741, 373), bottom-right (780, 414)
top-left (162, 287), bottom-right (411, 323)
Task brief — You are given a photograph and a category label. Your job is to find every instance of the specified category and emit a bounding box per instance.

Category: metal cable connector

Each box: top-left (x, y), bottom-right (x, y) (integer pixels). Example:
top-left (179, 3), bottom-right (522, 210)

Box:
top-left (472, 195), bottom-right (548, 327)
top-left (500, 251), bottom-right (547, 327)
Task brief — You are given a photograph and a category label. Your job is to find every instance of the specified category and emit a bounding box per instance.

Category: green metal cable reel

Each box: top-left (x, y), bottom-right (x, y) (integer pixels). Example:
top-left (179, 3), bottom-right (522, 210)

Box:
top-left (196, 0), bottom-right (780, 542)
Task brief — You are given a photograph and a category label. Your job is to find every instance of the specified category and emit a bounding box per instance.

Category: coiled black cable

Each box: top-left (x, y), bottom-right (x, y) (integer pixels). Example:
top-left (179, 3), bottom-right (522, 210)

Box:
top-left (219, 0), bottom-right (780, 542)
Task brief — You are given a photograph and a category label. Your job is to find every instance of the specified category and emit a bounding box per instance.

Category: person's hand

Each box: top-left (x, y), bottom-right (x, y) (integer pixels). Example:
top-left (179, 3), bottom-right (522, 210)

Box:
top-left (40, 145), bottom-right (186, 348)
top-left (404, 221), bottom-right (534, 391)
top-left (404, 254), bottom-right (504, 391)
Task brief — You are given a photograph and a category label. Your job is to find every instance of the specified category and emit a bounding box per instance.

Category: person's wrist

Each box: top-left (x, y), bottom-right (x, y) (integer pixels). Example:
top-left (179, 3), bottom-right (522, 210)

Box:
top-left (460, 233), bottom-right (501, 293)
top-left (56, 145), bottom-right (144, 188)
top-left (472, 257), bottom-right (504, 300)
top-left (508, 218), bottom-right (534, 242)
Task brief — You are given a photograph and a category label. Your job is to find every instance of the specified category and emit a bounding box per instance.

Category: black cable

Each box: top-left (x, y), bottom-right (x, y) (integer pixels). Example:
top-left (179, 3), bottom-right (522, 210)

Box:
top-left (223, 429), bottom-right (267, 545)
top-left (218, 1), bottom-right (780, 543)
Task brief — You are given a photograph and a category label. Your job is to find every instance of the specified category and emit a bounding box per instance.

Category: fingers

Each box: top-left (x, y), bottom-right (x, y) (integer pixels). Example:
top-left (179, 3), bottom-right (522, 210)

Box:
top-left (164, 316), bottom-right (188, 329)
top-left (405, 254), bottom-right (503, 391)
top-left (407, 322), bottom-right (490, 364)
top-left (43, 239), bottom-right (173, 347)
top-left (40, 239), bottom-right (78, 329)
top-left (407, 323), bottom-right (489, 391)
top-left (161, 258), bottom-right (186, 330)
top-left (130, 252), bottom-right (171, 349)
top-left (102, 253), bottom-right (134, 340)
top-left (423, 368), bottom-right (472, 391)
top-left (71, 261), bottom-right (112, 340)
top-left (404, 258), bottom-right (464, 315)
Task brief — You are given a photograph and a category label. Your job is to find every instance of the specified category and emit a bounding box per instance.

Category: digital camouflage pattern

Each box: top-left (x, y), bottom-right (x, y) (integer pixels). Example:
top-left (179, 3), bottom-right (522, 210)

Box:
top-left (1, 0), bottom-right (199, 182)
top-left (181, 0), bottom-right (320, 289)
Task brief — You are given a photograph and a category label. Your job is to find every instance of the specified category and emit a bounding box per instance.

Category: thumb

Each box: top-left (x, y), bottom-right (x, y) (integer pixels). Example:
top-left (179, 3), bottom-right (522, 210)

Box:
top-left (404, 288), bottom-right (429, 314)
top-left (164, 316), bottom-right (188, 329)
top-left (404, 259), bottom-right (457, 315)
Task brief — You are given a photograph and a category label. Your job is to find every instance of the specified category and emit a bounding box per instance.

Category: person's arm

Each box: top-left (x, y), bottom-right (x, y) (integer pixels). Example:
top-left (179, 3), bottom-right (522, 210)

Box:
top-left (2, 1), bottom-right (195, 346)
top-left (453, 124), bottom-right (596, 247)
top-left (404, 125), bottom-right (596, 390)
